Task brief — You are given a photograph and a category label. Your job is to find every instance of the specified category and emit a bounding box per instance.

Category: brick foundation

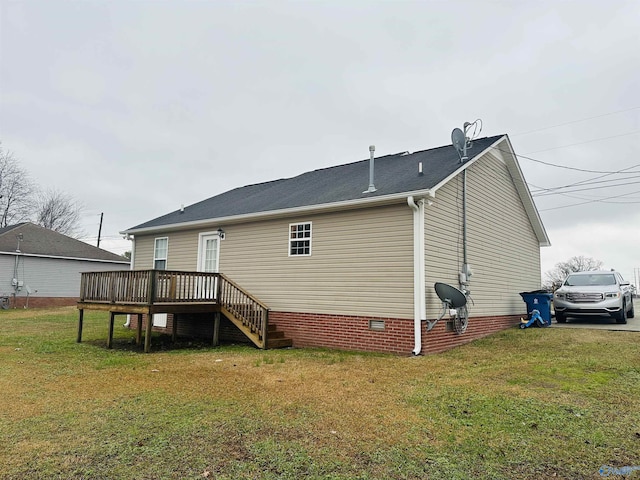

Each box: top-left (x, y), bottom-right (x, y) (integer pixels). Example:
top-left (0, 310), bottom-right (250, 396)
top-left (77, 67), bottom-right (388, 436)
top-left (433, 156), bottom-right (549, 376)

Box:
top-left (421, 314), bottom-right (522, 354)
top-left (124, 309), bottom-right (521, 355)
top-left (4, 296), bottom-right (78, 309)
top-left (270, 312), bottom-right (415, 355)
top-left (270, 311), bottom-right (521, 355)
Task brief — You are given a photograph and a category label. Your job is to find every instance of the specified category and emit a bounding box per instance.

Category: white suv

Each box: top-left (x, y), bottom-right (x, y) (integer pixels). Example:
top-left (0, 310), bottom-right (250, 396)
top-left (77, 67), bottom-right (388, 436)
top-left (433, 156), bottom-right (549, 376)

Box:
top-left (553, 271), bottom-right (635, 324)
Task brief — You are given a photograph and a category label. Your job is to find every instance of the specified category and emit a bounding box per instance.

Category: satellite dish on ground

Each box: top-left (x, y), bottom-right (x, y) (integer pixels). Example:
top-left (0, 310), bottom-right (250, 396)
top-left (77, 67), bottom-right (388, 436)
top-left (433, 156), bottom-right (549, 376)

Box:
top-left (434, 282), bottom-right (467, 309)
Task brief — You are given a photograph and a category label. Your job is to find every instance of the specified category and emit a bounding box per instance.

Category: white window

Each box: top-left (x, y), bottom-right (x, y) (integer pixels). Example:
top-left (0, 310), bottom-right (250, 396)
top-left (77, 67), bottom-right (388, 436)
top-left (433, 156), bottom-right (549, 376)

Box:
top-left (154, 237), bottom-right (168, 270)
top-left (289, 222), bottom-right (312, 256)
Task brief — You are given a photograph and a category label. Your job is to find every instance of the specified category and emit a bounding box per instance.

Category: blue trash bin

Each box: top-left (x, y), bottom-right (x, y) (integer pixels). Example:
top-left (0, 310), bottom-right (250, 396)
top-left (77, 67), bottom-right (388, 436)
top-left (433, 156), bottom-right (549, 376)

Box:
top-left (519, 291), bottom-right (553, 326)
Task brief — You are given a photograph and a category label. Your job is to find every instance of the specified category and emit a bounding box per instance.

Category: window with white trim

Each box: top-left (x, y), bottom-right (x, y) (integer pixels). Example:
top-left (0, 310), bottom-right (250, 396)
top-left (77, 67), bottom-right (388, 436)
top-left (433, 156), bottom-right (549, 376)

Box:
top-left (289, 222), bottom-right (312, 256)
top-left (154, 237), bottom-right (168, 269)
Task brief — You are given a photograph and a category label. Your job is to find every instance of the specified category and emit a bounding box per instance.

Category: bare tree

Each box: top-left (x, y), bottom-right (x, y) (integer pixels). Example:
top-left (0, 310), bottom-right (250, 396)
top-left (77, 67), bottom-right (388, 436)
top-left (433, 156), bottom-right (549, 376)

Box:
top-left (544, 255), bottom-right (604, 290)
top-left (0, 147), bottom-right (34, 228)
top-left (34, 188), bottom-right (84, 238)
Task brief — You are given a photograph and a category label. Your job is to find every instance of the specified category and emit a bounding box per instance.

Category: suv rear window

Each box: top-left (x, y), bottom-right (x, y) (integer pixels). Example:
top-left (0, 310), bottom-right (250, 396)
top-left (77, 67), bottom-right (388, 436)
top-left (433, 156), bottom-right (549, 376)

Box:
top-left (564, 274), bottom-right (616, 287)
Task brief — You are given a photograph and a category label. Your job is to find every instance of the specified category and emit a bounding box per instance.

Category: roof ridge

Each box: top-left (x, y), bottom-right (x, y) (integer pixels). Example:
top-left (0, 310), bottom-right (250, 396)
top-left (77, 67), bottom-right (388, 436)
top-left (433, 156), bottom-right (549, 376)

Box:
top-left (228, 151), bottom-right (411, 191)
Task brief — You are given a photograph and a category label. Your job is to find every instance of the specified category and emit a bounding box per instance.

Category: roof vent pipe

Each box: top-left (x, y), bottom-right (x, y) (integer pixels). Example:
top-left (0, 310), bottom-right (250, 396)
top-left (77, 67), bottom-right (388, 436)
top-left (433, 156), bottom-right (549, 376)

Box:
top-left (363, 145), bottom-right (377, 193)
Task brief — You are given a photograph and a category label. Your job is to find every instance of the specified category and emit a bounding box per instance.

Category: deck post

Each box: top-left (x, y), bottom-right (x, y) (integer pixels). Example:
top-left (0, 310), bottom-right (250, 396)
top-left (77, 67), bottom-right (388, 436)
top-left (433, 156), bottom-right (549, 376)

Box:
top-left (136, 314), bottom-right (142, 345)
top-left (77, 309), bottom-right (84, 343)
top-left (262, 309), bottom-right (268, 350)
top-left (107, 312), bottom-right (115, 349)
top-left (213, 312), bottom-right (220, 346)
top-left (144, 314), bottom-right (153, 353)
top-left (147, 270), bottom-right (157, 304)
top-left (172, 314), bottom-right (178, 342)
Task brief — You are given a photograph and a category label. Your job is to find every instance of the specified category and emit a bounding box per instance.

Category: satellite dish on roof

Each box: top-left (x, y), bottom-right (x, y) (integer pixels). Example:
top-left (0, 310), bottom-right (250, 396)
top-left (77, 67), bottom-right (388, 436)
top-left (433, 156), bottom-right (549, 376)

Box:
top-left (451, 128), bottom-right (465, 153)
top-left (451, 128), bottom-right (467, 162)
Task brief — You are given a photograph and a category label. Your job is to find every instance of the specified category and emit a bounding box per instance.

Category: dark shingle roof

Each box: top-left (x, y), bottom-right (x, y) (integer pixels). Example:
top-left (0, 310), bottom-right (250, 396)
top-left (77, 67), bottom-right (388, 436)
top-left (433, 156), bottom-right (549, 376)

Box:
top-left (128, 135), bottom-right (503, 231)
top-left (0, 223), bottom-right (129, 263)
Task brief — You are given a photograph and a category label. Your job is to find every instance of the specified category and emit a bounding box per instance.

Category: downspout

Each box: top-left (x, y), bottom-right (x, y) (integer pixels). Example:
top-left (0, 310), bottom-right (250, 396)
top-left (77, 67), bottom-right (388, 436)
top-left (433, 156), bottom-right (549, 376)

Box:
top-left (123, 235), bottom-right (135, 328)
top-left (407, 196), bottom-right (426, 355)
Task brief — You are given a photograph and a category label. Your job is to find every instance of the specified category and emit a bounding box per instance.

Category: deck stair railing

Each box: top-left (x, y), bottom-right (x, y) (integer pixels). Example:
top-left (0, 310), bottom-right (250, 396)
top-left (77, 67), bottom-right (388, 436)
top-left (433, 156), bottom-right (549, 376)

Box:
top-left (217, 274), bottom-right (269, 346)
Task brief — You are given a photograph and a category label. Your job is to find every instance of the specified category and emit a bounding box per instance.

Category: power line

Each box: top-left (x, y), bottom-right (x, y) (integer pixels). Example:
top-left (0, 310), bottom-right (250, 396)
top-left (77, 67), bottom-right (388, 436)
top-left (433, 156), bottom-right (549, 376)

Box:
top-left (532, 178), bottom-right (640, 197)
top-left (539, 189), bottom-right (640, 211)
top-left (529, 181), bottom-right (640, 204)
top-left (529, 174), bottom-right (640, 193)
top-left (523, 130), bottom-right (640, 155)
top-left (491, 146), bottom-right (640, 174)
top-left (511, 106), bottom-right (640, 137)
top-left (540, 191), bottom-right (640, 203)
top-left (528, 166), bottom-right (640, 194)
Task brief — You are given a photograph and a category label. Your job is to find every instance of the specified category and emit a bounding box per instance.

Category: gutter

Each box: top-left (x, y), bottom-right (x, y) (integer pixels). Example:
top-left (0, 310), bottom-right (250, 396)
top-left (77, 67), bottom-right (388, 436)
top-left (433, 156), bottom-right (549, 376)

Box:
top-left (407, 195), bottom-right (427, 355)
top-left (0, 250), bottom-right (129, 264)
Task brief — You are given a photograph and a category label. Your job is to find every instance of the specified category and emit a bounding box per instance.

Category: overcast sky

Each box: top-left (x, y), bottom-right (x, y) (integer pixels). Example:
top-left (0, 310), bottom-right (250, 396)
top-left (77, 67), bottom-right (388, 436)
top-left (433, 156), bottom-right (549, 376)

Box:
top-left (1, 0), bottom-right (639, 285)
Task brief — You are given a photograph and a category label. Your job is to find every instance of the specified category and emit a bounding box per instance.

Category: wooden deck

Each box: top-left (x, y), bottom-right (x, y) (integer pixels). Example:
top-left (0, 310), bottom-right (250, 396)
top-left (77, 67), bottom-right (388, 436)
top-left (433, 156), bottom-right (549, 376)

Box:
top-left (77, 270), bottom-right (291, 352)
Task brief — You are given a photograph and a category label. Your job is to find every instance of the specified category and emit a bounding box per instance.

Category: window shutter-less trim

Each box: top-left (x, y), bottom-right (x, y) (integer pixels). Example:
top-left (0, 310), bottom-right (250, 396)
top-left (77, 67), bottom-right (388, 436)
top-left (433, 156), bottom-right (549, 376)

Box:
top-left (154, 237), bottom-right (168, 269)
top-left (289, 222), bottom-right (312, 256)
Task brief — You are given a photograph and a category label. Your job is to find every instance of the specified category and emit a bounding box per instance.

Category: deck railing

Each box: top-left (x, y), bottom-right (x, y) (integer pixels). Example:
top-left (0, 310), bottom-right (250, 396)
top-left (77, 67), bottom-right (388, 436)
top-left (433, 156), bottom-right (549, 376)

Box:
top-left (80, 270), bottom-right (221, 304)
top-left (79, 270), bottom-right (269, 347)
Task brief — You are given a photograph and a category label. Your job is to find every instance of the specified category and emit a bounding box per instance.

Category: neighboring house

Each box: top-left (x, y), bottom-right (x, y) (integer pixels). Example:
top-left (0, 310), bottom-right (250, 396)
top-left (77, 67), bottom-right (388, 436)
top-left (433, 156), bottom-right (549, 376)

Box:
top-left (120, 134), bottom-right (549, 355)
top-left (0, 223), bottom-right (129, 308)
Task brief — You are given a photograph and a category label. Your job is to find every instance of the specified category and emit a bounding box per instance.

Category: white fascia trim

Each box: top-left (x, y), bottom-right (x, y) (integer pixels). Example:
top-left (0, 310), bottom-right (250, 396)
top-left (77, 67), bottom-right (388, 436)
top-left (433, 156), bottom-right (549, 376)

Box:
top-left (428, 138), bottom-right (499, 194)
top-left (0, 251), bottom-right (129, 264)
top-left (121, 188), bottom-right (434, 236)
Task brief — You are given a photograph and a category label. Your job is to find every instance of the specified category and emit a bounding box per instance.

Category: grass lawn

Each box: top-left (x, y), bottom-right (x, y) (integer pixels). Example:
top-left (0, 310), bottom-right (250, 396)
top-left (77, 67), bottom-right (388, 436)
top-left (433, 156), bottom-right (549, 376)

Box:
top-left (0, 307), bottom-right (639, 479)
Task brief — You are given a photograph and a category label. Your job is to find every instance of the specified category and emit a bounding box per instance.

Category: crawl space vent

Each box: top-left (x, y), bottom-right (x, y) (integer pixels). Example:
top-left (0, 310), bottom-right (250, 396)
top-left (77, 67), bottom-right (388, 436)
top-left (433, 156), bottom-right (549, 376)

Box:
top-left (369, 320), bottom-right (385, 331)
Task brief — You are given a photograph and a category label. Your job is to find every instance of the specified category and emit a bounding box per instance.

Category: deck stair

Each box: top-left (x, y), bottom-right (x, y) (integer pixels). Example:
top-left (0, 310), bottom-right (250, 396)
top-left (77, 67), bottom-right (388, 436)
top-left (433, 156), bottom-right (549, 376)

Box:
top-left (266, 323), bottom-right (293, 349)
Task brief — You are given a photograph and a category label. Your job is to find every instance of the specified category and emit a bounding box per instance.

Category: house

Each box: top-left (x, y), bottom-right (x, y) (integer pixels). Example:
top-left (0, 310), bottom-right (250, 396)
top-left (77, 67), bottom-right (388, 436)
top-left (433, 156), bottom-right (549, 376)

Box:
top-left (109, 133), bottom-right (549, 355)
top-left (0, 223), bottom-right (129, 308)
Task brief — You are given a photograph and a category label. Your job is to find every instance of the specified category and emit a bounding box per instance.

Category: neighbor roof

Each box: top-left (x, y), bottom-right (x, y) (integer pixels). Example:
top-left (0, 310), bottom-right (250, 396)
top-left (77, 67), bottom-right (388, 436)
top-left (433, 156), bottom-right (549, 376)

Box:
top-left (124, 135), bottom-right (549, 246)
top-left (0, 223), bottom-right (129, 263)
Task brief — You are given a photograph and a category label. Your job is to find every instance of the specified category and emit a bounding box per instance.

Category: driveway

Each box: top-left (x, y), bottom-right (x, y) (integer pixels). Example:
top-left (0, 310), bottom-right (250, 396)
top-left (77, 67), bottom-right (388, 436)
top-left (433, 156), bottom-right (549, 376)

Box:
top-left (552, 314), bottom-right (640, 332)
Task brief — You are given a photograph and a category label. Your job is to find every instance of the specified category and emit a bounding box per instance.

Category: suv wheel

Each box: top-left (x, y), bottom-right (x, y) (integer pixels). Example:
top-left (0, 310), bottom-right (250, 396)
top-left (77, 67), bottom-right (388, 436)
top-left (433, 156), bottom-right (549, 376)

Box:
top-left (555, 312), bottom-right (567, 323)
top-left (616, 302), bottom-right (627, 324)
top-left (628, 299), bottom-right (634, 319)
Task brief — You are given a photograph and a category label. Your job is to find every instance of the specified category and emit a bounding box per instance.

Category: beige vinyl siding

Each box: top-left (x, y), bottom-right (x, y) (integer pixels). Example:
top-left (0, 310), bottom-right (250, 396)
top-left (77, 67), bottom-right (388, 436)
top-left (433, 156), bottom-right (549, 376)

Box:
top-left (222, 204), bottom-right (414, 318)
top-left (133, 236), bottom-right (154, 269)
top-left (425, 152), bottom-right (541, 319)
top-left (134, 232), bottom-right (200, 270)
top-left (133, 204), bottom-right (414, 318)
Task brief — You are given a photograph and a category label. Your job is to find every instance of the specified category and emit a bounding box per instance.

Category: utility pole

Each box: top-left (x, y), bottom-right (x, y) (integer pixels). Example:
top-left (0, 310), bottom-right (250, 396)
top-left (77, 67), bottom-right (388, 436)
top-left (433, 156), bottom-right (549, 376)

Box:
top-left (97, 212), bottom-right (103, 248)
